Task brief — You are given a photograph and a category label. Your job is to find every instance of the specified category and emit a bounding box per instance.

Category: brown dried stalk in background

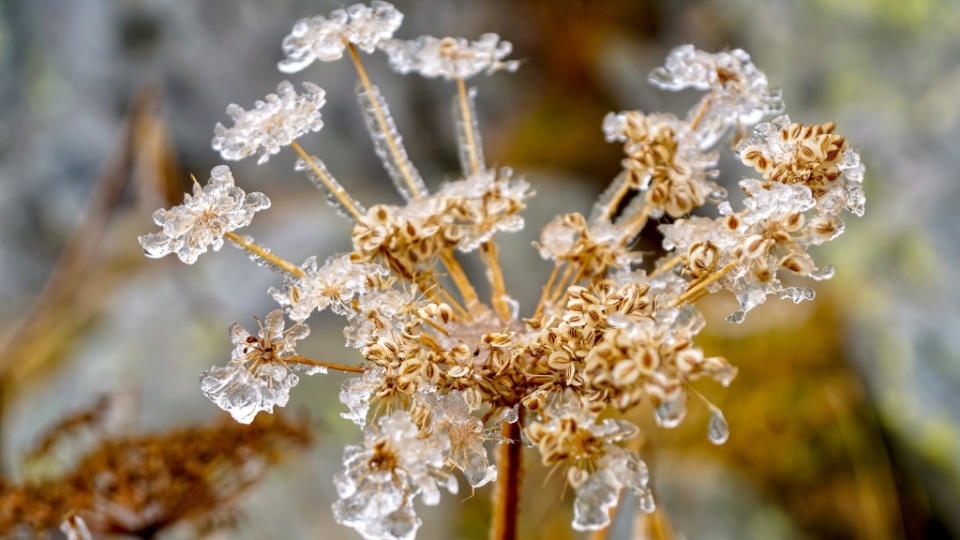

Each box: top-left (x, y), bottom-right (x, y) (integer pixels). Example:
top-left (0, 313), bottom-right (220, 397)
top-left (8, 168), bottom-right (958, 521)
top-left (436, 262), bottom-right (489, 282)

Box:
top-left (0, 408), bottom-right (312, 538)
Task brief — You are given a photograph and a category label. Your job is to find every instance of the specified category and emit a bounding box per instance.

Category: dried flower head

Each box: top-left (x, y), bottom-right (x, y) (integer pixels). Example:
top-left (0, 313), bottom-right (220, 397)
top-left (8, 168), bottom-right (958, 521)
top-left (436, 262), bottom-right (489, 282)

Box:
top-left (138, 3), bottom-right (865, 538)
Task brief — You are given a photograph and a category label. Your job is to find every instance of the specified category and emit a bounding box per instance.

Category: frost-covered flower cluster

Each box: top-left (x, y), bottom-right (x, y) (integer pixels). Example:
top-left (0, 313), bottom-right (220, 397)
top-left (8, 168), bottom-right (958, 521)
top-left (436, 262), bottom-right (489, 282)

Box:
top-left (199, 310), bottom-right (320, 424)
top-left (279, 0), bottom-right (403, 72)
top-left (380, 33), bottom-right (519, 80)
top-left (212, 81), bottom-right (325, 164)
top-left (139, 4), bottom-right (865, 539)
top-left (138, 165), bottom-right (269, 264)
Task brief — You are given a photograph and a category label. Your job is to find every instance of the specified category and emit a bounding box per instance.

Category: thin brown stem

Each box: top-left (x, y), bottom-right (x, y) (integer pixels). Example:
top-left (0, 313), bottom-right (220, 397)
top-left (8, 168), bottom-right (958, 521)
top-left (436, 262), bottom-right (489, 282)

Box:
top-left (491, 418), bottom-right (523, 540)
top-left (347, 43), bottom-right (423, 199)
top-left (600, 179), bottom-right (632, 221)
top-left (649, 254), bottom-right (683, 278)
top-left (548, 262), bottom-right (577, 307)
top-left (456, 78), bottom-right (480, 176)
top-left (619, 205), bottom-right (653, 245)
top-left (440, 249), bottom-right (481, 312)
top-left (689, 94), bottom-right (712, 132)
top-left (225, 232), bottom-right (304, 277)
top-left (481, 242), bottom-right (512, 320)
top-left (289, 140), bottom-right (363, 220)
top-left (288, 355), bottom-right (364, 374)
top-left (668, 260), bottom-right (738, 307)
top-left (533, 264), bottom-right (561, 319)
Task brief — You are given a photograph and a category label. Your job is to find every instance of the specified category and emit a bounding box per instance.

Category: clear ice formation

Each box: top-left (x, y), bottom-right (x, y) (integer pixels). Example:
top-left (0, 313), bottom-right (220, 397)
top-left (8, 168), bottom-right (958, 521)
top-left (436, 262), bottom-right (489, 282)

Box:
top-left (138, 165), bottom-right (270, 264)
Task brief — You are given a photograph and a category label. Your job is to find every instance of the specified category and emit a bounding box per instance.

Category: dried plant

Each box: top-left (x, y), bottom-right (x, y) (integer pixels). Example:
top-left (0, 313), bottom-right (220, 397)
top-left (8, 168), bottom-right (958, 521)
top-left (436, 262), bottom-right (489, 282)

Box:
top-left (0, 402), bottom-right (312, 539)
top-left (137, 3), bottom-right (865, 538)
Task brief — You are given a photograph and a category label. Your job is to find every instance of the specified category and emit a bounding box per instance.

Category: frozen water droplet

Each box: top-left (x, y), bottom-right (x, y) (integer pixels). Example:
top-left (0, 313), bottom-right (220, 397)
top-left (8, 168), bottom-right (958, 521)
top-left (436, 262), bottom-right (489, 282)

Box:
top-left (638, 489), bottom-right (656, 513)
top-left (655, 397), bottom-right (687, 428)
top-left (708, 409), bottom-right (729, 445)
top-left (726, 310), bottom-right (746, 324)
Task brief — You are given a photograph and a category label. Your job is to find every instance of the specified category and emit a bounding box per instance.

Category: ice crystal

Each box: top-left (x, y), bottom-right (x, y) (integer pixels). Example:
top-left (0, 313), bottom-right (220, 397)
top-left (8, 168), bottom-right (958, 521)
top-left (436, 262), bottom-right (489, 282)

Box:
top-left (279, 1), bottom-right (403, 73)
top-left (421, 389), bottom-right (498, 488)
top-left (332, 411), bottom-right (455, 540)
top-left (212, 81), bottom-right (325, 164)
top-left (139, 165), bottom-right (269, 264)
top-left (380, 33), bottom-right (518, 80)
top-left (270, 254), bottom-right (388, 321)
top-left (340, 366), bottom-right (387, 427)
top-left (199, 310), bottom-right (311, 424)
top-left (572, 445), bottom-right (653, 531)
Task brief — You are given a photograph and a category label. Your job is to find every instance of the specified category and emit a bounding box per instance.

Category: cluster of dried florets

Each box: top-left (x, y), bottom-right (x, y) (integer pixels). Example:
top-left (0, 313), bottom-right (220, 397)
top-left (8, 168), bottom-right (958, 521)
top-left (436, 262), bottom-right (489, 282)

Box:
top-left (138, 3), bottom-right (864, 539)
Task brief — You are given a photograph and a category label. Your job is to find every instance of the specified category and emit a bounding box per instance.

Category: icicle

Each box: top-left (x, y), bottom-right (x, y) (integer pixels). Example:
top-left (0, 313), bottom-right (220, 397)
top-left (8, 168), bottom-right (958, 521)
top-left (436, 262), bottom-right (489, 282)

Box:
top-left (356, 83), bottom-right (427, 201)
top-left (452, 85), bottom-right (485, 177)
top-left (295, 155), bottom-right (366, 220)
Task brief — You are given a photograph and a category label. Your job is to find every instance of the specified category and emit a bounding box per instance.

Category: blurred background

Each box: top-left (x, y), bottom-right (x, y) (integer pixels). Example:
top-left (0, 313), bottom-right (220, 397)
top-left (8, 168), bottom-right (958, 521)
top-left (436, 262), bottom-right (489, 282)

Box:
top-left (1, 0), bottom-right (958, 538)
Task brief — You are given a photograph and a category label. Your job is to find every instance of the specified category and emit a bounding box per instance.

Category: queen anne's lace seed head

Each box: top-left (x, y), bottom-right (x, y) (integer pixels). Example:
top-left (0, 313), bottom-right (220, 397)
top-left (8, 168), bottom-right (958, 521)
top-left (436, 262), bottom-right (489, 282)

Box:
top-left (139, 165), bottom-right (269, 264)
top-left (137, 10), bottom-right (866, 535)
top-left (380, 33), bottom-right (519, 80)
top-left (332, 410), bottom-right (455, 540)
top-left (212, 81), bottom-right (325, 164)
top-left (279, 1), bottom-right (403, 73)
top-left (199, 310), bottom-right (312, 424)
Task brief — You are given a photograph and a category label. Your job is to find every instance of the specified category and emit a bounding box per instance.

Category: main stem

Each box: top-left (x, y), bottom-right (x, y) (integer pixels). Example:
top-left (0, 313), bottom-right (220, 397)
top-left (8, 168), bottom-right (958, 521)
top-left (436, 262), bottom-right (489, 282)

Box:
top-left (491, 419), bottom-right (523, 540)
top-left (347, 43), bottom-right (423, 200)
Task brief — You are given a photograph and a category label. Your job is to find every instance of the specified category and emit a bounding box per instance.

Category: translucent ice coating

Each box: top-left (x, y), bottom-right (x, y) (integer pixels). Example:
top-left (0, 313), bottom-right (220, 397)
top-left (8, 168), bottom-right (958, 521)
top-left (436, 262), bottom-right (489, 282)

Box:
top-left (138, 165), bottom-right (269, 264)
top-left (199, 310), bottom-right (312, 424)
top-left (270, 254), bottom-right (388, 321)
top-left (648, 45), bottom-right (784, 147)
top-left (278, 1), bottom-right (403, 73)
top-left (419, 389), bottom-right (498, 488)
top-left (212, 81), bottom-right (325, 164)
top-left (379, 33), bottom-right (519, 80)
top-left (340, 366), bottom-right (387, 427)
top-left (332, 411), bottom-right (456, 540)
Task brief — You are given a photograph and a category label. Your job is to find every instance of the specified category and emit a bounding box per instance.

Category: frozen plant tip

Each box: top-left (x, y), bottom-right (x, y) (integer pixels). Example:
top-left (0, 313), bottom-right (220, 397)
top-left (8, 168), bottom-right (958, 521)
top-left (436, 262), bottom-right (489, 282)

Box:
top-left (140, 3), bottom-right (865, 538)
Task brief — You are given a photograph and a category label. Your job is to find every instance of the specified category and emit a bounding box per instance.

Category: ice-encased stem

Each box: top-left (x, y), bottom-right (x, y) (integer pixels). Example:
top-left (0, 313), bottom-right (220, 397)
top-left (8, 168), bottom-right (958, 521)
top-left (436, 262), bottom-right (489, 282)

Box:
top-left (455, 78), bottom-right (484, 176)
top-left (224, 232), bottom-right (304, 277)
top-left (348, 44), bottom-right (426, 201)
top-left (589, 171), bottom-right (631, 223)
top-left (290, 142), bottom-right (365, 221)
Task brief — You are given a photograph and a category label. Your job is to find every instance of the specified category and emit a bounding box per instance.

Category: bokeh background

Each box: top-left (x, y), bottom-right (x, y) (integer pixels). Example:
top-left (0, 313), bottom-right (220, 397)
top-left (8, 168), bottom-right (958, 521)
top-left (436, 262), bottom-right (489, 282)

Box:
top-left (1, 0), bottom-right (959, 538)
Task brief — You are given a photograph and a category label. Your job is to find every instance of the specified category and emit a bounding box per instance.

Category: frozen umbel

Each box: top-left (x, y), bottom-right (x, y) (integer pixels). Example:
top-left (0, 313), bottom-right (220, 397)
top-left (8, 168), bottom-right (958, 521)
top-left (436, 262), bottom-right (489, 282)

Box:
top-left (138, 3), bottom-right (865, 539)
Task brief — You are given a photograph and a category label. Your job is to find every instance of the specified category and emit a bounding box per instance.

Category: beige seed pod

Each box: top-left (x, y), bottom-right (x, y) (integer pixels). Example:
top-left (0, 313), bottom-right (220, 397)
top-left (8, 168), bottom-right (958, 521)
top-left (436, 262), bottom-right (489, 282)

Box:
top-left (612, 359), bottom-right (641, 387)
